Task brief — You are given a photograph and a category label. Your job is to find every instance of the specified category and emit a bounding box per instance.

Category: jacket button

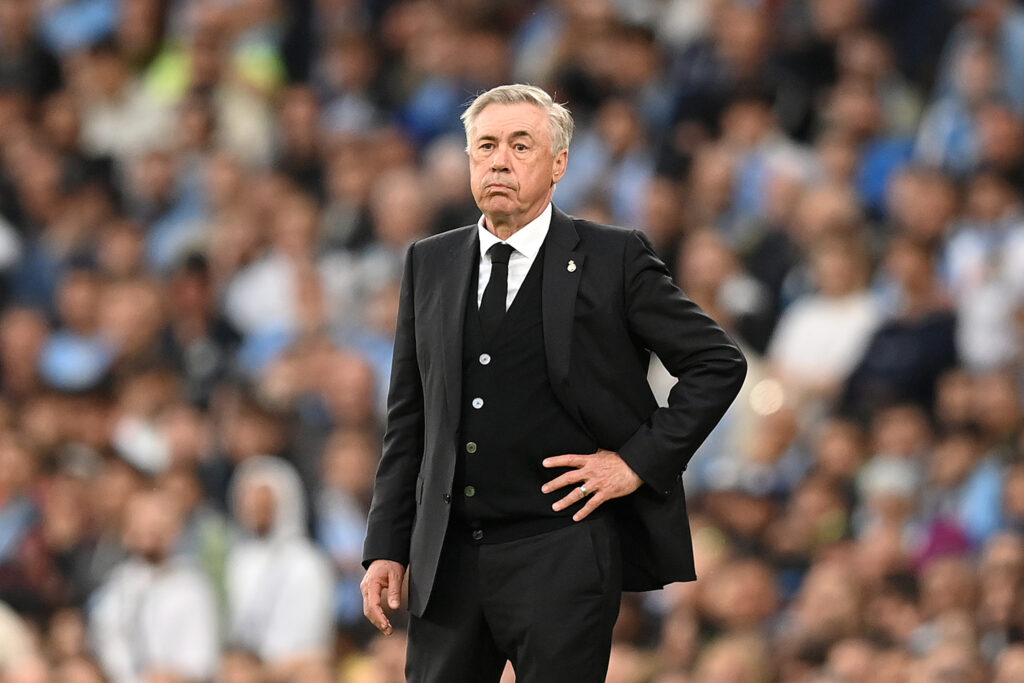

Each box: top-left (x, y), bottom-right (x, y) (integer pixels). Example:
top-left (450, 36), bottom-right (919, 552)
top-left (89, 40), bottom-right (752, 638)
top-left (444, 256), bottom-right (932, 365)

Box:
top-left (464, 485), bottom-right (476, 497)
top-left (443, 493), bottom-right (451, 504)
top-left (471, 530), bottom-right (484, 541)
top-left (471, 397), bottom-right (484, 409)
top-left (479, 353), bottom-right (491, 365)
top-left (466, 441), bottom-right (477, 453)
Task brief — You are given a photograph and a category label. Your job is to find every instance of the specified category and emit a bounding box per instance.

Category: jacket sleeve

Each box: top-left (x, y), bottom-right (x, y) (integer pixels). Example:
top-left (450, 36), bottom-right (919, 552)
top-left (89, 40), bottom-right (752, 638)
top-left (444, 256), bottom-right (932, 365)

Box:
top-left (362, 243), bottom-right (424, 566)
top-left (616, 230), bottom-right (747, 495)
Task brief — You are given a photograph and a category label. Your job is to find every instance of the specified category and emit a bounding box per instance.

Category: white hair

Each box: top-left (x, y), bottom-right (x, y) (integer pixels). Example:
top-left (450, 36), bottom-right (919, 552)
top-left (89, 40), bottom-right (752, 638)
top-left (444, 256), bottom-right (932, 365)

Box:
top-left (461, 83), bottom-right (574, 155)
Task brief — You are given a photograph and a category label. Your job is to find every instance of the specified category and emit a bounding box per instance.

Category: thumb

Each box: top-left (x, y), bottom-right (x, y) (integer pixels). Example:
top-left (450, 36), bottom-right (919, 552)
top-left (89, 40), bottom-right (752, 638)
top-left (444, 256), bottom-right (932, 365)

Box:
top-left (387, 567), bottom-right (402, 609)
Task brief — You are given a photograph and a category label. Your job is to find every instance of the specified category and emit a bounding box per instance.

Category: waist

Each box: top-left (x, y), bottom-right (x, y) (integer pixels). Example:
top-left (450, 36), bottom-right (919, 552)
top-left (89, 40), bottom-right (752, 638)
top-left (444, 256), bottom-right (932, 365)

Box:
top-left (450, 509), bottom-right (607, 545)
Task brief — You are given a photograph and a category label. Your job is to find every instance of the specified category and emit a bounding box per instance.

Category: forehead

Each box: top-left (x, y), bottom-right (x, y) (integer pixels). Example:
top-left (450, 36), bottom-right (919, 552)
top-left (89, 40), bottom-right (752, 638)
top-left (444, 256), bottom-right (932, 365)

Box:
top-left (471, 102), bottom-right (550, 140)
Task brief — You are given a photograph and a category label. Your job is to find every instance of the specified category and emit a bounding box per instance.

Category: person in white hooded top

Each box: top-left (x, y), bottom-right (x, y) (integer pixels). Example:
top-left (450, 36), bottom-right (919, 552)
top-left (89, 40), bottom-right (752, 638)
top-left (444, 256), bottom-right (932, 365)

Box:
top-left (225, 455), bottom-right (335, 674)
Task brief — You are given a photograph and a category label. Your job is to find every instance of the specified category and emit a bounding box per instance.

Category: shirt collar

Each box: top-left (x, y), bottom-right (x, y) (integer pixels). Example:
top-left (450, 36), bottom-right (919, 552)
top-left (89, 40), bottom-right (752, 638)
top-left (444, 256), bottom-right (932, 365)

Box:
top-left (477, 203), bottom-right (552, 261)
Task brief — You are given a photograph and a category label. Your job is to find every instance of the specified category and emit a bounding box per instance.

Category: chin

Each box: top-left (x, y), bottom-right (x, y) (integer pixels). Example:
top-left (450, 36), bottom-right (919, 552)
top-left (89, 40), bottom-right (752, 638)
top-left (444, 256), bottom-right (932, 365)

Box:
top-left (481, 199), bottom-right (516, 215)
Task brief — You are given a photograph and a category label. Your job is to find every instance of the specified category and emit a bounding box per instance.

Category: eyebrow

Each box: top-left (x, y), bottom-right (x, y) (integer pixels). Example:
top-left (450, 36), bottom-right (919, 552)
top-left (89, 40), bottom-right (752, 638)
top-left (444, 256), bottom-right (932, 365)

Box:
top-left (476, 130), bottom-right (536, 143)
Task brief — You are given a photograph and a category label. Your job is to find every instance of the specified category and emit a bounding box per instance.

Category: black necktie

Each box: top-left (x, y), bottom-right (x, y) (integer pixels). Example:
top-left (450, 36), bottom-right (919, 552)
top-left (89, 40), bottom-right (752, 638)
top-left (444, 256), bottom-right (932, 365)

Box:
top-left (480, 243), bottom-right (514, 338)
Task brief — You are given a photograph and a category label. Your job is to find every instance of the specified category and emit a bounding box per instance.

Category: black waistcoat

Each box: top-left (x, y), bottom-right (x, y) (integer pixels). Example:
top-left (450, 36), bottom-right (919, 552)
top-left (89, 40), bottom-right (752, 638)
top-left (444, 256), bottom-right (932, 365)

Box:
top-left (453, 244), bottom-right (598, 540)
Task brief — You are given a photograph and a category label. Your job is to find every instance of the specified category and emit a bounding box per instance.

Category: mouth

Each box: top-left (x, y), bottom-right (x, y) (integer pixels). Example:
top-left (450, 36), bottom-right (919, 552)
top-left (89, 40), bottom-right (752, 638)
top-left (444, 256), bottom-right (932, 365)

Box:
top-left (485, 180), bottom-right (515, 192)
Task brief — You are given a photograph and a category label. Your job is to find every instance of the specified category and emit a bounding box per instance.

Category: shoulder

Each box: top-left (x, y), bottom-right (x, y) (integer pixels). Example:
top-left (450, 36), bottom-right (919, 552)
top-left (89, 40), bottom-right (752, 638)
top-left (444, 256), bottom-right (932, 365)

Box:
top-left (150, 564), bottom-right (217, 608)
top-left (561, 214), bottom-right (649, 262)
top-left (96, 559), bottom-right (143, 594)
top-left (226, 539), bottom-right (262, 570)
top-left (570, 216), bottom-right (638, 246)
top-left (410, 225), bottom-right (477, 257)
top-left (566, 216), bottom-right (667, 278)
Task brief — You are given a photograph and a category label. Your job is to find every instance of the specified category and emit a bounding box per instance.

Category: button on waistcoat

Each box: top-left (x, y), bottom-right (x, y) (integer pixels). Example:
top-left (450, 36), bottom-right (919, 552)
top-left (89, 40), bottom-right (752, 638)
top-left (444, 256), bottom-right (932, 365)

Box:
top-left (453, 244), bottom-right (597, 538)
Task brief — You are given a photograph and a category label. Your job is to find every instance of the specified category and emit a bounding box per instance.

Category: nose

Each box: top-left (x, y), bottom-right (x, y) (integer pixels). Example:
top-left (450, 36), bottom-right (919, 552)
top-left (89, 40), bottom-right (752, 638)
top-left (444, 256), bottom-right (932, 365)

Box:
top-left (490, 145), bottom-right (509, 171)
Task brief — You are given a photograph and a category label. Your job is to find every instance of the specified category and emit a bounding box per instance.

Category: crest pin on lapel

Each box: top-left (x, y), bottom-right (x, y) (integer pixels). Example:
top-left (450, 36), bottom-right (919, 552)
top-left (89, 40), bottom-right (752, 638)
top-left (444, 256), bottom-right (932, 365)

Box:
top-left (567, 260), bottom-right (577, 273)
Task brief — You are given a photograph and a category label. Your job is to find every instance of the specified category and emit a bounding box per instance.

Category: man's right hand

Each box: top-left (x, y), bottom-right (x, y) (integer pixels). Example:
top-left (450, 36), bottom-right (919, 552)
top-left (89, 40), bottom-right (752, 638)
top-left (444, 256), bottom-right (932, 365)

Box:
top-left (360, 559), bottom-right (406, 635)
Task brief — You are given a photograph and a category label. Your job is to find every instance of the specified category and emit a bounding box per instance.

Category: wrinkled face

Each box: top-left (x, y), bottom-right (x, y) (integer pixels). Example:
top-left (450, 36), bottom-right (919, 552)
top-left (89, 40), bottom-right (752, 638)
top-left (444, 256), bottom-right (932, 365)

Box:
top-left (468, 102), bottom-right (567, 229)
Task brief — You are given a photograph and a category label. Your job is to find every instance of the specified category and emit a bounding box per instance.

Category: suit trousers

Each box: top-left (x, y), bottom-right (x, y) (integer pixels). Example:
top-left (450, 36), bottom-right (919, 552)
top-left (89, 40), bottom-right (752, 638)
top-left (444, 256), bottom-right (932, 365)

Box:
top-left (406, 515), bottom-right (623, 683)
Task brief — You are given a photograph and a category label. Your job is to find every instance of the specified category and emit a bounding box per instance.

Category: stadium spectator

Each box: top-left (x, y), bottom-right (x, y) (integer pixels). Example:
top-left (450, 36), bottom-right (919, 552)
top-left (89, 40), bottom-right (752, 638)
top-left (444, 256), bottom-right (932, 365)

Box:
top-left (89, 488), bottom-right (219, 683)
top-left (225, 455), bottom-right (334, 676)
top-left (768, 233), bottom-right (880, 411)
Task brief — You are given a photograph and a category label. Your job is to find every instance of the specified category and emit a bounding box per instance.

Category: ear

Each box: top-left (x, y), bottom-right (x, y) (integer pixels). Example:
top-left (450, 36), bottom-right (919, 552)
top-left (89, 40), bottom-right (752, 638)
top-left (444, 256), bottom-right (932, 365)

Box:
top-left (551, 148), bottom-right (568, 184)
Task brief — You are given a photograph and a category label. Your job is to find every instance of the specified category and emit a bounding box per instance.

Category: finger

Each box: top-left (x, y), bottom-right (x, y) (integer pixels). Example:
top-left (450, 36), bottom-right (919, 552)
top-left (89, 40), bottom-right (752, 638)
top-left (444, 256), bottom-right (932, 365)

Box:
top-left (551, 485), bottom-right (588, 512)
top-left (371, 602), bottom-right (394, 635)
top-left (541, 470), bottom-right (585, 494)
top-left (387, 568), bottom-right (402, 609)
top-left (542, 454), bottom-right (586, 469)
top-left (573, 493), bottom-right (604, 522)
top-left (362, 585), bottom-right (393, 634)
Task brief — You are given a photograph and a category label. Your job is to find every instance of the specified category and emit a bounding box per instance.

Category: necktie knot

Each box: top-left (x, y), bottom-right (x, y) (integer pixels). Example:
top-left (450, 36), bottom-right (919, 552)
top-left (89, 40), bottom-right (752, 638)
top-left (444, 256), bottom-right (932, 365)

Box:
top-left (489, 243), bottom-right (514, 266)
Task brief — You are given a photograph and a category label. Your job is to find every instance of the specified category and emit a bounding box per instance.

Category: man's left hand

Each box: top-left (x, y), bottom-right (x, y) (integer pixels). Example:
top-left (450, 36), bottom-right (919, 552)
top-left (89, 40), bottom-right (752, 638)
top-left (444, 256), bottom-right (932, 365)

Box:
top-left (541, 449), bottom-right (643, 521)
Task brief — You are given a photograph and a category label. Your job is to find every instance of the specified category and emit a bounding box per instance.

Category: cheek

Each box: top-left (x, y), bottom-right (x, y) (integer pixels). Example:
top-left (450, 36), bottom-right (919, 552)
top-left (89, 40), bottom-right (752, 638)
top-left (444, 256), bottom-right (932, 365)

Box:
top-left (468, 175), bottom-right (485, 199)
top-left (469, 165), bottom-right (489, 188)
top-left (521, 168), bottom-right (549, 194)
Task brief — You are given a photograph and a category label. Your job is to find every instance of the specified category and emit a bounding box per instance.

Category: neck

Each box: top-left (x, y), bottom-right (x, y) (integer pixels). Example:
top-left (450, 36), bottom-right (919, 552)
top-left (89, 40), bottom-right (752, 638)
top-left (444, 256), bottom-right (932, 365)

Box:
top-left (485, 219), bottom-right (522, 241)
top-left (484, 202), bottom-right (549, 241)
top-left (901, 282), bottom-right (943, 318)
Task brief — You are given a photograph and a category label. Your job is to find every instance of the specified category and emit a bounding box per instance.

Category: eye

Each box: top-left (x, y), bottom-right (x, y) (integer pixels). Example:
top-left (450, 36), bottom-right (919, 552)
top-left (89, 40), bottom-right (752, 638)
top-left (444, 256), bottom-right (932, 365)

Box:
top-left (514, 143), bottom-right (528, 152)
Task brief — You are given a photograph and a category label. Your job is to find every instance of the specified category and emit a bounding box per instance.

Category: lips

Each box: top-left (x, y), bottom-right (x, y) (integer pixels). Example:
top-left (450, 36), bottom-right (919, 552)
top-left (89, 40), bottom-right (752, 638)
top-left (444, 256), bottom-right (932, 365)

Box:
top-left (485, 182), bottom-right (514, 192)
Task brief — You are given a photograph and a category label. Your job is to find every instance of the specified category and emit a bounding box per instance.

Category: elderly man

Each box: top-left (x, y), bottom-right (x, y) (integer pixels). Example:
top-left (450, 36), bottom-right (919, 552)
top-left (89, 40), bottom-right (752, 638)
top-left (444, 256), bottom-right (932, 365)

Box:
top-left (361, 84), bottom-right (746, 682)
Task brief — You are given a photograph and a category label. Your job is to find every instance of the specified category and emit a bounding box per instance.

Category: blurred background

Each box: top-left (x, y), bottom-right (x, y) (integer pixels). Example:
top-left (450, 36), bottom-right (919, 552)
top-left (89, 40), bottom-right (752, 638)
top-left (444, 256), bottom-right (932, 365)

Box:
top-left (0, 0), bottom-right (1024, 681)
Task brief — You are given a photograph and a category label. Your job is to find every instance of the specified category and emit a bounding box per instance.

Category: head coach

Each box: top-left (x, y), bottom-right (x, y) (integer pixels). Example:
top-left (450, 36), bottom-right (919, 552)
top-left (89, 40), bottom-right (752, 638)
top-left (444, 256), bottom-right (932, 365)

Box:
top-left (360, 83), bottom-right (747, 682)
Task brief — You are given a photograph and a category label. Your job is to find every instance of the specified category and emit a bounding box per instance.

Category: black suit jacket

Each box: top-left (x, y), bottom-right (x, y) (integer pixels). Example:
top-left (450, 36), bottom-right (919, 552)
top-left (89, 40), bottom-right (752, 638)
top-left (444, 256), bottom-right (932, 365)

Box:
top-left (363, 207), bottom-right (747, 616)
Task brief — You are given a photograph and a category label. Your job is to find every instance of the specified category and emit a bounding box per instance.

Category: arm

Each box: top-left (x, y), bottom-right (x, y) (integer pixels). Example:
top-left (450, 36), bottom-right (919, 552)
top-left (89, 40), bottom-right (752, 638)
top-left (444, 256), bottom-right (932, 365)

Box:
top-left (361, 245), bottom-right (423, 631)
top-left (362, 243), bottom-right (425, 565)
top-left (543, 229), bottom-right (747, 515)
top-left (616, 230), bottom-right (747, 495)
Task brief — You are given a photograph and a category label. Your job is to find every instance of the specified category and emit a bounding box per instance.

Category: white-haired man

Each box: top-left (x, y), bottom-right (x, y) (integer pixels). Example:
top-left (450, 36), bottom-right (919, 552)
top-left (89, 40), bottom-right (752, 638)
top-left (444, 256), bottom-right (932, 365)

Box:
top-left (361, 84), bottom-right (746, 682)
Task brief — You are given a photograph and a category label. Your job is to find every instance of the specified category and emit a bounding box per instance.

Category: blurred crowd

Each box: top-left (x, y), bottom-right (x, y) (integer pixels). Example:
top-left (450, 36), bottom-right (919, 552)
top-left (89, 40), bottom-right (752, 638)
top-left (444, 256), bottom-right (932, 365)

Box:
top-left (1, 0), bottom-right (1024, 681)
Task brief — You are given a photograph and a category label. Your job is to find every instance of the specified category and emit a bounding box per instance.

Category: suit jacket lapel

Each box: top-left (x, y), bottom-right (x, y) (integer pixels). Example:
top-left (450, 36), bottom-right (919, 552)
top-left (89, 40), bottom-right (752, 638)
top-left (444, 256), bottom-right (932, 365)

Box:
top-left (542, 207), bottom-right (586, 426)
top-left (437, 212), bottom-right (585, 431)
top-left (438, 227), bottom-right (478, 426)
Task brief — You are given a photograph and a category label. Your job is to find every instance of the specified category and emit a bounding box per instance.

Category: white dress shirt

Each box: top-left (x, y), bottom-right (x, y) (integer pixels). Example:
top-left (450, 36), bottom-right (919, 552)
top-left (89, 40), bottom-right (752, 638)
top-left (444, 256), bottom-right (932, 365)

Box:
top-left (476, 203), bottom-right (552, 310)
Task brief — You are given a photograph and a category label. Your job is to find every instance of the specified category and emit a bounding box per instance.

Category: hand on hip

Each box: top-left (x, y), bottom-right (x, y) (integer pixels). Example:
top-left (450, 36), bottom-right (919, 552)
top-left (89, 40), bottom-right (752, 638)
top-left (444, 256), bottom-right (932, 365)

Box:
top-left (541, 449), bottom-right (643, 521)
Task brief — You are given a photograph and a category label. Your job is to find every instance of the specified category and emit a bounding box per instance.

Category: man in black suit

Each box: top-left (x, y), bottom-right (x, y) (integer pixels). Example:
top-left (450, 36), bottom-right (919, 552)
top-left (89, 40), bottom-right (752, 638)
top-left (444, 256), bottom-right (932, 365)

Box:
top-left (361, 84), bottom-right (746, 682)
